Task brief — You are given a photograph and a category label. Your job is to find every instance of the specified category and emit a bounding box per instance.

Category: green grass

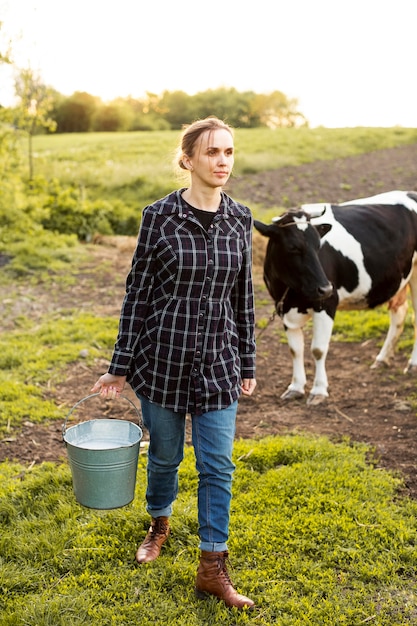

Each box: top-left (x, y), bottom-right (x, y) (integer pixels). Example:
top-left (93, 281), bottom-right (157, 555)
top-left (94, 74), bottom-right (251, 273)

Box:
top-left (334, 307), bottom-right (415, 356)
top-left (234, 126), bottom-right (417, 175)
top-left (32, 126), bottom-right (417, 179)
top-left (1, 436), bottom-right (416, 625)
top-left (29, 127), bottom-right (417, 210)
top-left (31, 131), bottom-right (180, 208)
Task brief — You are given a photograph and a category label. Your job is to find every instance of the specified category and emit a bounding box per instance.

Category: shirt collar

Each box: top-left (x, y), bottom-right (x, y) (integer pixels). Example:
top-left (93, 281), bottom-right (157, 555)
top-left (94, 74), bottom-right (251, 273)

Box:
top-left (166, 189), bottom-right (245, 219)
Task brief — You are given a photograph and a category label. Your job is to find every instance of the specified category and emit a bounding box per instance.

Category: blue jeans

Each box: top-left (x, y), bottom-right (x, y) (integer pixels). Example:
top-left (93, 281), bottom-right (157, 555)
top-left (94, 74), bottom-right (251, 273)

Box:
top-left (139, 395), bottom-right (237, 552)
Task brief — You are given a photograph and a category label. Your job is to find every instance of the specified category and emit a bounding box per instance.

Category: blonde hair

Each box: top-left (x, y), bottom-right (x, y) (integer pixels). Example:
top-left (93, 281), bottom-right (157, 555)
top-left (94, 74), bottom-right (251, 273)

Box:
top-left (176, 117), bottom-right (234, 170)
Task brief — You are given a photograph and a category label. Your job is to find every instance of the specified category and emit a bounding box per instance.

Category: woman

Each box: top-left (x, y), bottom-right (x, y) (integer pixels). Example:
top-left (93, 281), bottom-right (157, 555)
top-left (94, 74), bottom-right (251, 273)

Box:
top-left (91, 116), bottom-right (256, 609)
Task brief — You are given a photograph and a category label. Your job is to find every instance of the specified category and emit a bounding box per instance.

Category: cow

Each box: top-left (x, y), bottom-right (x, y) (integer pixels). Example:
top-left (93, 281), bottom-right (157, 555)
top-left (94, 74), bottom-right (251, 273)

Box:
top-left (253, 190), bottom-right (417, 405)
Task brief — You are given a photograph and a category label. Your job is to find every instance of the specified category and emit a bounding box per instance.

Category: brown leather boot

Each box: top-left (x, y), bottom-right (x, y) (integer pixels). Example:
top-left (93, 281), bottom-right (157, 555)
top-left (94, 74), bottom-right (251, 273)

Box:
top-left (135, 516), bottom-right (170, 563)
top-left (195, 550), bottom-right (255, 608)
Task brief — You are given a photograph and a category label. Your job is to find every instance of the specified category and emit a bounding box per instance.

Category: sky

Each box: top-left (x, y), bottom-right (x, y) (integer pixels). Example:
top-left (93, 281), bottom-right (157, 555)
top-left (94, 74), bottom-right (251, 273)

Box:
top-left (1, 0), bottom-right (416, 128)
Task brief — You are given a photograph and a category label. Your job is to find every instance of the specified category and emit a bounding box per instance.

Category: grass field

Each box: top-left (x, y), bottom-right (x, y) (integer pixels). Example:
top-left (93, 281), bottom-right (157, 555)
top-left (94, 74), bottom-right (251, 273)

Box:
top-left (29, 126), bottom-right (417, 209)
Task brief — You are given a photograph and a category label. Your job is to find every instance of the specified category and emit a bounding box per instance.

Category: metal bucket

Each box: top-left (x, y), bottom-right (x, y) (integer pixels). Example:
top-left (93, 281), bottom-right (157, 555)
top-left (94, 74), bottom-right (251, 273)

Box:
top-left (63, 393), bottom-right (143, 509)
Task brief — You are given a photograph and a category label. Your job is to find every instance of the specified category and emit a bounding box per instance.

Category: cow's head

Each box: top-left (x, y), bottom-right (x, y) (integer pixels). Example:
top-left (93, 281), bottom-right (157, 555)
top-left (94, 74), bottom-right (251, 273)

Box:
top-left (254, 207), bottom-right (333, 306)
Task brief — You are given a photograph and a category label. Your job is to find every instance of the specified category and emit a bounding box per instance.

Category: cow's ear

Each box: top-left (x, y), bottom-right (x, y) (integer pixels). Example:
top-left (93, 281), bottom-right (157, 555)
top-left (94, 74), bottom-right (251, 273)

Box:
top-left (253, 220), bottom-right (271, 237)
top-left (315, 223), bottom-right (332, 238)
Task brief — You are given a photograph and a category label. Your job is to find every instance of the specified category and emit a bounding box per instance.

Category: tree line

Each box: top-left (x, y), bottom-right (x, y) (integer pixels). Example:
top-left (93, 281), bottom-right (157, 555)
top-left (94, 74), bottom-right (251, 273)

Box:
top-left (3, 68), bottom-right (307, 134)
top-left (51, 86), bottom-right (307, 132)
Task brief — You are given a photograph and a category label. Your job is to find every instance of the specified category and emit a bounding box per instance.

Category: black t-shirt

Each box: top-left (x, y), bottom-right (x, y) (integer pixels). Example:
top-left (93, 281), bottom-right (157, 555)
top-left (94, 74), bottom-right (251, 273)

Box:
top-left (185, 202), bottom-right (217, 231)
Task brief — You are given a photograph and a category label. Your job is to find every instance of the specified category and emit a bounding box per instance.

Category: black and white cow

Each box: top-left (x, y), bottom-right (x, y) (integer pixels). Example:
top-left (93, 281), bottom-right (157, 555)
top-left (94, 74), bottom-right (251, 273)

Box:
top-left (254, 190), bottom-right (417, 405)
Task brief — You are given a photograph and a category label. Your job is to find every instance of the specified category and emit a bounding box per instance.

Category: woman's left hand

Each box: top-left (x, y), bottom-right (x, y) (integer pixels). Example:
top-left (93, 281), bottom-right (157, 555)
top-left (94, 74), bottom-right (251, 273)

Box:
top-left (241, 378), bottom-right (256, 396)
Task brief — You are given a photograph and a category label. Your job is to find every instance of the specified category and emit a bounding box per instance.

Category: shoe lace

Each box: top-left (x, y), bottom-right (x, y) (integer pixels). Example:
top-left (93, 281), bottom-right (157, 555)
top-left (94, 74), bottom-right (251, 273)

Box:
top-left (217, 551), bottom-right (233, 586)
top-left (152, 518), bottom-right (169, 536)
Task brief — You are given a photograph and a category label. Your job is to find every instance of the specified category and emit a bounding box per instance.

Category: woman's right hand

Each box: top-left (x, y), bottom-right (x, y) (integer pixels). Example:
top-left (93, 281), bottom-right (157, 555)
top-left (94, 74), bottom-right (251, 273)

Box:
top-left (91, 373), bottom-right (127, 399)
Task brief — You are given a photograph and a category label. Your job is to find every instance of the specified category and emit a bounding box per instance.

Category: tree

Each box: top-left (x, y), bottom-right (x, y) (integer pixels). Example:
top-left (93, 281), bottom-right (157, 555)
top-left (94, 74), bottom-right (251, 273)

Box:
top-left (191, 88), bottom-right (238, 126)
top-left (92, 99), bottom-right (134, 132)
top-left (158, 90), bottom-right (194, 129)
top-left (54, 91), bottom-right (100, 133)
top-left (251, 91), bottom-right (307, 128)
top-left (122, 95), bottom-right (169, 131)
top-left (14, 68), bottom-right (57, 179)
top-left (0, 18), bottom-right (12, 65)
top-left (0, 24), bottom-right (29, 246)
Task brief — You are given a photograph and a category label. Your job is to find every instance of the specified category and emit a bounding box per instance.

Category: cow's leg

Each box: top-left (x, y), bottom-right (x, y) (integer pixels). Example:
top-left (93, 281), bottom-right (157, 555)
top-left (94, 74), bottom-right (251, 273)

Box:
top-left (308, 310), bottom-right (335, 406)
top-left (404, 272), bottom-right (417, 373)
top-left (281, 311), bottom-right (310, 401)
top-left (372, 285), bottom-right (408, 369)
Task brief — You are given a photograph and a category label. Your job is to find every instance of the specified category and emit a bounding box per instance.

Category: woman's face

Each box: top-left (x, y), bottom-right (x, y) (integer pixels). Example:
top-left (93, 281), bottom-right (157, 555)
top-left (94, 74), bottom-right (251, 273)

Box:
top-left (187, 128), bottom-right (234, 189)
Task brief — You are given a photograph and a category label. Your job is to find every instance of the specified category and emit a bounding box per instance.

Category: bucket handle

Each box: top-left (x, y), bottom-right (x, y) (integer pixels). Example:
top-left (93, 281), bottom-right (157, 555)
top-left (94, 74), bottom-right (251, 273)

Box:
top-left (62, 393), bottom-right (142, 440)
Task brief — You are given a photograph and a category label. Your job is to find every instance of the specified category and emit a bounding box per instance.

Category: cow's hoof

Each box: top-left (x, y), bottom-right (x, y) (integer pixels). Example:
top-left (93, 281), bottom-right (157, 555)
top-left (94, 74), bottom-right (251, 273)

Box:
top-left (307, 393), bottom-right (328, 406)
top-left (370, 359), bottom-right (389, 370)
top-left (280, 389), bottom-right (304, 401)
top-left (404, 362), bottom-right (417, 375)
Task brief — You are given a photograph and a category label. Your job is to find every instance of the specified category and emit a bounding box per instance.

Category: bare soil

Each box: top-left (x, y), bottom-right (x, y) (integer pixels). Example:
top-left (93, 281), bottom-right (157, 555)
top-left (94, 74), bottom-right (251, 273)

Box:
top-left (2, 144), bottom-right (417, 498)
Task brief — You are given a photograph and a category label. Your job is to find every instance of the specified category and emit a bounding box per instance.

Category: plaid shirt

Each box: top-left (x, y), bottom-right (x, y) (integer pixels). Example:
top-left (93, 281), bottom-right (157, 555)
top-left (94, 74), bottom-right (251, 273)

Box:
top-left (108, 189), bottom-right (256, 415)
